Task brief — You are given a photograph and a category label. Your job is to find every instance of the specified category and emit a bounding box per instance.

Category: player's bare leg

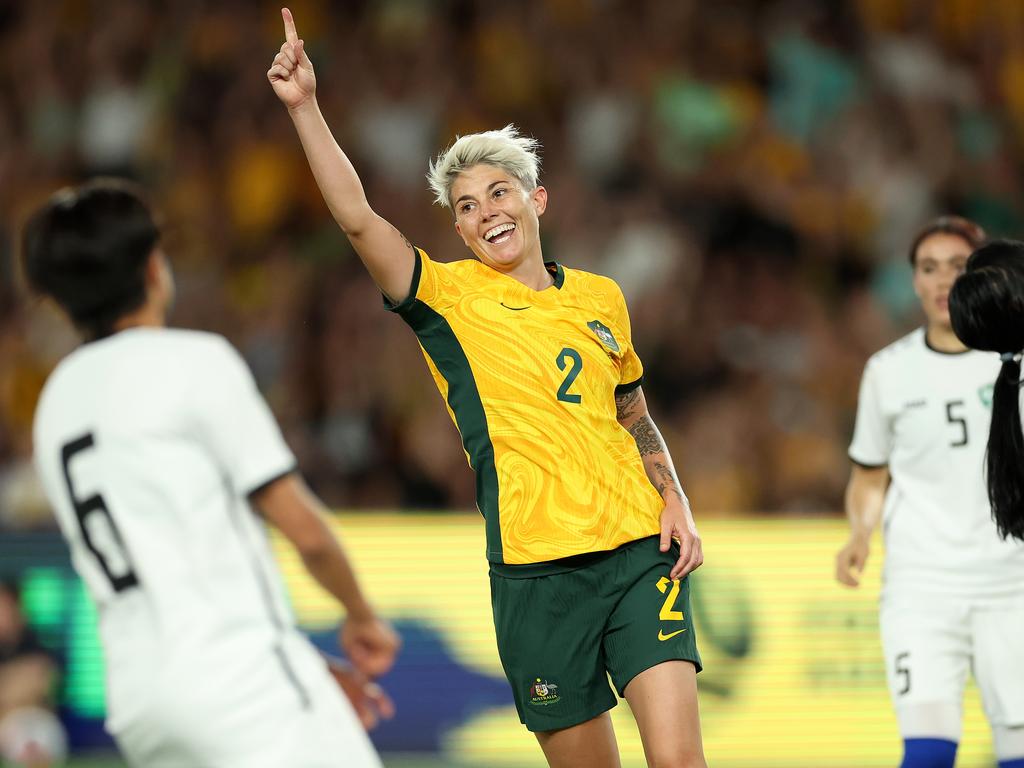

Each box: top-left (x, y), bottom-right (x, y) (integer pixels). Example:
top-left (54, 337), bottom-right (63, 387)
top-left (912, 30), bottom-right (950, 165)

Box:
top-left (625, 660), bottom-right (706, 768)
top-left (535, 711), bottom-right (621, 768)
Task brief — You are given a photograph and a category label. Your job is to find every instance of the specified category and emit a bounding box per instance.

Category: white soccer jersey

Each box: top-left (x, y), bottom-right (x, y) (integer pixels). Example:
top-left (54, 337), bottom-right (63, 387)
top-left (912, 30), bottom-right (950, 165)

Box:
top-left (33, 328), bottom-right (379, 767)
top-left (849, 327), bottom-right (1024, 597)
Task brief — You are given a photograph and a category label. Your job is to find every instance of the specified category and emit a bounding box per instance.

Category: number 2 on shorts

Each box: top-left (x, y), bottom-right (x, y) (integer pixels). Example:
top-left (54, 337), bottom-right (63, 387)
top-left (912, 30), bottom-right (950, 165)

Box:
top-left (656, 576), bottom-right (685, 621)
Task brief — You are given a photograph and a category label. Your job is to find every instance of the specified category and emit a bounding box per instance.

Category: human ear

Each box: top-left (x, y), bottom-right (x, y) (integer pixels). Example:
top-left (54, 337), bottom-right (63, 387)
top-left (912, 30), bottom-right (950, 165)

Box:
top-left (454, 219), bottom-right (469, 247)
top-left (532, 186), bottom-right (548, 217)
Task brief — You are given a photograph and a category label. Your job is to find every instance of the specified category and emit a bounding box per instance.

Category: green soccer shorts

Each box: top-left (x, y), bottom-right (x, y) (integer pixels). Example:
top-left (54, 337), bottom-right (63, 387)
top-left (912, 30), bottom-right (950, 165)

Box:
top-left (489, 535), bottom-right (702, 732)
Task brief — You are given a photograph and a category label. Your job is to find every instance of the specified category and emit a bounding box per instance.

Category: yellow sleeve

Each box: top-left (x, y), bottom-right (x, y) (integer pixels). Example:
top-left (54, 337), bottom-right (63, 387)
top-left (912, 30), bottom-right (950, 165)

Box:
top-left (612, 282), bottom-right (644, 391)
top-left (383, 247), bottom-right (460, 315)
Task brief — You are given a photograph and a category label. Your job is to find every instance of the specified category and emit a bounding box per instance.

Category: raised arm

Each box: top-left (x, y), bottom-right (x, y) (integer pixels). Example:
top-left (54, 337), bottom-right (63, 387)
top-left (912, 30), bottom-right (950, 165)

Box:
top-left (267, 8), bottom-right (415, 303)
top-left (835, 464), bottom-right (889, 587)
top-left (616, 386), bottom-right (703, 580)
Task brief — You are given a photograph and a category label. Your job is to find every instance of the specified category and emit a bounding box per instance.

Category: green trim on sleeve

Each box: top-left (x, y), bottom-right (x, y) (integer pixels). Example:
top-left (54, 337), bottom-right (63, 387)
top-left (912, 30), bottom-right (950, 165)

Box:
top-left (614, 377), bottom-right (643, 396)
top-left (398, 300), bottom-right (503, 562)
top-left (383, 245), bottom-right (424, 313)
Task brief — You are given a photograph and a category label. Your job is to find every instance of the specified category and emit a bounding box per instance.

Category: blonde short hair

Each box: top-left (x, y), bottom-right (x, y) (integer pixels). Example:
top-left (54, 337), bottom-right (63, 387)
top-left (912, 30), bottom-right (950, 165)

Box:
top-left (426, 125), bottom-right (541, 209)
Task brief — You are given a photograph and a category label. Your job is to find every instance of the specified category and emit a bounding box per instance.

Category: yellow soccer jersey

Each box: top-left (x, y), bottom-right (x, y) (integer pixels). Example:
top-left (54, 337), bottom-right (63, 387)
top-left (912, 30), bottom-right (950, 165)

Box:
top-left (387, 247), bottom-right (664, 565)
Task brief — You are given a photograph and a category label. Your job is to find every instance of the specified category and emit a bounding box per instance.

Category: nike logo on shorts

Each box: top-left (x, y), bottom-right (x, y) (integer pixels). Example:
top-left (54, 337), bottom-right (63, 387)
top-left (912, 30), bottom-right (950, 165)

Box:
top-left (658, 629), bottom-right (687, 641)
top-left (500, 303), bottom-right (531, 311)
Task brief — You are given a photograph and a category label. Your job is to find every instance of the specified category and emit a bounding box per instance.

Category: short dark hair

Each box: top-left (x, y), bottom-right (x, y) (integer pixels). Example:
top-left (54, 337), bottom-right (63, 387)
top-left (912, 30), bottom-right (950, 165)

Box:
top-left (949, 239), bottom-right (1024, 541)
top-left (908, 216), bottom-right (986, 266)
top-left (21, 179), bottom-right (160, 340)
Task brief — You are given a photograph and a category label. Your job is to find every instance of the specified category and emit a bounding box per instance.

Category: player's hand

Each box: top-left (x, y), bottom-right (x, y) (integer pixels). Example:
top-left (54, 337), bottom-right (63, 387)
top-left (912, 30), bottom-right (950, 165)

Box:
top-left (835, 535), bottom-right (869, 587)
top-left (323, 654), bottom-right (396, 730)
top-left (267, 8), bottom-right (316, 110)
top-left (660, 496), bottom-right (703, 580)
top-left (340, 615), bottom-right (401, 678)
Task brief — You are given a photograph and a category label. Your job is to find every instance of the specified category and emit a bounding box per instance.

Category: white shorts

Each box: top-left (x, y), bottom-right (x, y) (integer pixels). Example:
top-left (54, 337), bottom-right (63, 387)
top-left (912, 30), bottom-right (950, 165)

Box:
top-left (107, 635), bottom-right (381, 768)
top-left (880, 591), bottom-right (1024, 740)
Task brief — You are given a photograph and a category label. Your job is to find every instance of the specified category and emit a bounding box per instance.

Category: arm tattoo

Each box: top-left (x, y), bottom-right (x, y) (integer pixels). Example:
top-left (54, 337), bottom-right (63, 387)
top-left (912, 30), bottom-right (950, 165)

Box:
top-left (615, 387), bottom-right (642, 423)
top-left (628, 415), bottom-right (662, 456)
top-left (388, 223), bottom-right (414, 253)
top-left (654, 460), bottom-right (684, 503)
top-left (617, 388), bottom-right (685, 502)
top-left (628, 415), bottom-right (686, 502)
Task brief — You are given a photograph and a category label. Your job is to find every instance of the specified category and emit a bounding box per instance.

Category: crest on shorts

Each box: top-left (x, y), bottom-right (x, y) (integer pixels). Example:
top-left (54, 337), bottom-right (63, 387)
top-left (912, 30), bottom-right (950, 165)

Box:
top-left (529, 678), bottom-right (561, 706)
top-left (979, 384), bottom-right (994, 408)
top-left (587, 320), bottom-right (619, 353)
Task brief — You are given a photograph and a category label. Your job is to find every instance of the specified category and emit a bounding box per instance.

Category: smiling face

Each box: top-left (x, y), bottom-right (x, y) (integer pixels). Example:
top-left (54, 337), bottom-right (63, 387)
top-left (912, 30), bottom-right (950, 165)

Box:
top-left (451, 164), bottom-right (547, 273)
top-left (912, 232), bottom-right (973, 329)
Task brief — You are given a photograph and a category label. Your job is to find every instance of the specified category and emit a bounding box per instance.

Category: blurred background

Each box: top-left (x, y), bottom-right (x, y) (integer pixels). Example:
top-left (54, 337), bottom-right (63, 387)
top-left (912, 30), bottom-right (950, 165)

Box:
top-left (1, 0), bottom-right (1021, 765)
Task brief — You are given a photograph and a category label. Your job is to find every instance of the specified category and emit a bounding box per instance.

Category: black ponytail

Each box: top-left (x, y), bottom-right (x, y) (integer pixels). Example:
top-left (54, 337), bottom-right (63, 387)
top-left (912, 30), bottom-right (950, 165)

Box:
top-left (949, 240), bottom-right (1024, 541)
top-left (987, 356), bottom-right (1024, 540)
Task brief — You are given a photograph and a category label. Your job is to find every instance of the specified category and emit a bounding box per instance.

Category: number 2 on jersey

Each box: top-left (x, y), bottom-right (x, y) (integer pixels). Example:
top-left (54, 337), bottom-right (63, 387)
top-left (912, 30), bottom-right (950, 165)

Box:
top-left (61, 434), bottom-right (139, 593)
top-left (556, 347), bottom-right (583, 403)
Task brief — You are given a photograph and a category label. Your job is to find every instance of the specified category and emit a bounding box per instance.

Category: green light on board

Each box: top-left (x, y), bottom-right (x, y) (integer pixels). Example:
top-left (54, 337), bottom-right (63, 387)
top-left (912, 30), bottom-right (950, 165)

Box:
top-left (20, 567), bottom-right (66, 630)
top-left (19, 569), bottom-right (108, 719)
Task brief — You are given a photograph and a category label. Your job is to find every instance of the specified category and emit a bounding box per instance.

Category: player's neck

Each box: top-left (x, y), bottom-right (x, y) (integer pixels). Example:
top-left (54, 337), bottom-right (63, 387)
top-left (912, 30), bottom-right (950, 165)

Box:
top-left (112, 302), bottom-right (166, 334)
top-left (925, 324), bottom-right (967, 353)
top-left (506, 252), bottom-right (554, 291)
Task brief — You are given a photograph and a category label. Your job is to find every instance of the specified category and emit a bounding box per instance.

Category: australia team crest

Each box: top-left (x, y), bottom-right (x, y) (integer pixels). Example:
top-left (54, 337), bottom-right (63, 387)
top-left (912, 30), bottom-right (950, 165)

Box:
top-left (529, 678), bottom-right (561, 706)
top-left (587, 320), bottom-right (620, 353)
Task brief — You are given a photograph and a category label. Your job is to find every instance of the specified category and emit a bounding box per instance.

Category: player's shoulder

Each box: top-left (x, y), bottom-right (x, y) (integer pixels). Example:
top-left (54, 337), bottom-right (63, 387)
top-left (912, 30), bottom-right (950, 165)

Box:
top-left (441, 255), bottom-right (491, 282)
top-left (162, 330), bottom-right (253, 382)
top-left (568, 269), bottom-right (632, 322)
top-left (153, 327), bottom-right (236, 356)
top-left (72, 328), bottom-right (241, 380)
top-left (417, 247), bottom-right (467, 273)
top-left (561, 265), bottom-right (623, 303)
top-left (43, 327), bottom-right (223, 390)
top-left (865, 328), bottom-right (925, 372)
top-left (116, 327), bottom-right (242, 370)
top-left (563, 264), bottom-right (616, 289)
top-left (417, 248), bottom-right (489, 287)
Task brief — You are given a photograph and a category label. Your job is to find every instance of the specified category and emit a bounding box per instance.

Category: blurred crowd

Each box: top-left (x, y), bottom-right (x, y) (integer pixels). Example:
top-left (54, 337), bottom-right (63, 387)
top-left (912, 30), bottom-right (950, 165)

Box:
top-left (3, 0), bottom-right (1024, 526)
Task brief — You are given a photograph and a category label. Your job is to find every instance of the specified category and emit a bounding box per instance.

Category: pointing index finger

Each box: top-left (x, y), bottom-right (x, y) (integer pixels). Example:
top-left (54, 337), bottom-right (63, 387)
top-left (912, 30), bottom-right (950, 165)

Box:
top-left (282, 7), bottom-right (299, 44)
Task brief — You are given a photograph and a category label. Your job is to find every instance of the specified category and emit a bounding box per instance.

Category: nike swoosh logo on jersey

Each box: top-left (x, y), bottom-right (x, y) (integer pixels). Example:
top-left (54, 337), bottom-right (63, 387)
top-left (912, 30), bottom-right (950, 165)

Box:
top-left (500, 303), bottom-right (531, 311)
top-left (658, 629), bottom-right (687, 641)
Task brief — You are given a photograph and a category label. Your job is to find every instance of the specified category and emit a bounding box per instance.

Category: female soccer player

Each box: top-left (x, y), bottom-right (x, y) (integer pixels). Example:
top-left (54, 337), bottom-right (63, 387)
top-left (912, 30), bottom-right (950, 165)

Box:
top-left (836, 217), bottom-right (1024, 768)
top-left (950, 240), bottom-right (1024, 545)
top-left (269, 9), bottom-right (705, 768)
top-left (23, 179), bottom-right (398, 767)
